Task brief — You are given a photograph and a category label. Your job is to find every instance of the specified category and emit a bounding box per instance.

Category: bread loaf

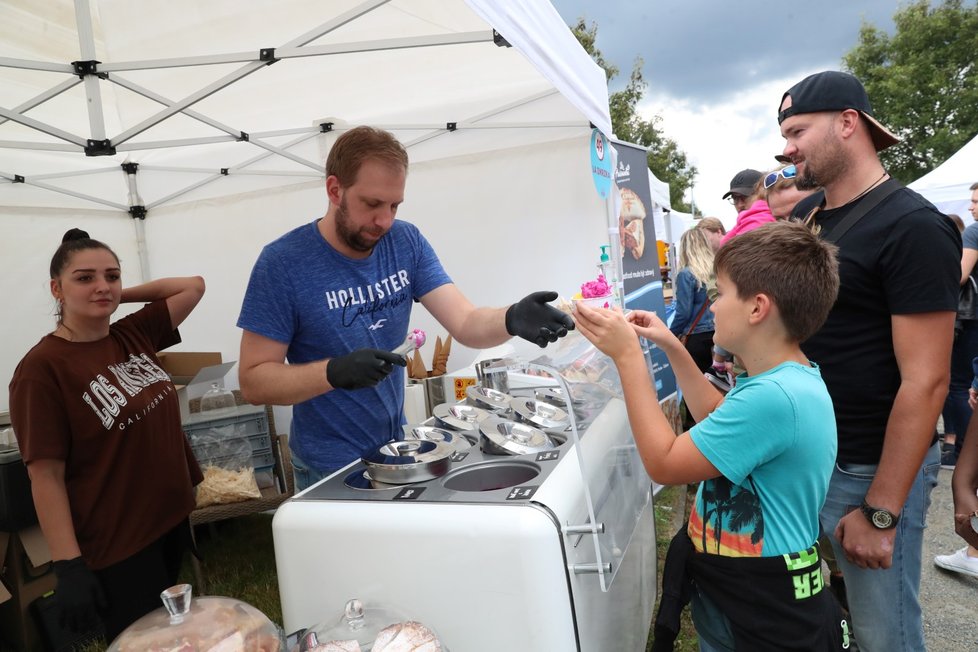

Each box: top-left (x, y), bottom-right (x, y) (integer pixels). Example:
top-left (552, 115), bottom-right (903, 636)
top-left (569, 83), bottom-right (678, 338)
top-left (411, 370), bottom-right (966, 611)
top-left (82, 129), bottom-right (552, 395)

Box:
top-left (371, 621), bottom-right (442, 651)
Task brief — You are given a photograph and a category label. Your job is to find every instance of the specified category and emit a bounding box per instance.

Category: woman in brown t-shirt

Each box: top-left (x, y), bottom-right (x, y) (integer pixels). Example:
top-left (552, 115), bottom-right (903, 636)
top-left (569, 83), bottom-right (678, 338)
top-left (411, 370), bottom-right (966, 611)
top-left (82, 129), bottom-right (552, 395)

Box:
top-left (8, 228), bottom-right (205, 641)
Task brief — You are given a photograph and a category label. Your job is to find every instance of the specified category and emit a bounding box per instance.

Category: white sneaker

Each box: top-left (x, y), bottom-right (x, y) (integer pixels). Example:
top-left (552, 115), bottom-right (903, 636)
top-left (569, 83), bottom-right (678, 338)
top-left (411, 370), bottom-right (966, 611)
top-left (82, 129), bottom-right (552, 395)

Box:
top-left (934, 547), bottom-right (978, 578)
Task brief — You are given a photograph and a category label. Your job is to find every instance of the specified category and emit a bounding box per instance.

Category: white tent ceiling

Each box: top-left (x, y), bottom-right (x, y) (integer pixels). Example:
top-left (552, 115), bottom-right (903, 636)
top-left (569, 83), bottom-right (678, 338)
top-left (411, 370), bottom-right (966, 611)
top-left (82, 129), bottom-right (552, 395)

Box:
top-left (0, 0), bottom-right (611, 212)
top-left (0, 0), bottom-right (616, 414)
top-left (909, 134), bottom-right (978, 219)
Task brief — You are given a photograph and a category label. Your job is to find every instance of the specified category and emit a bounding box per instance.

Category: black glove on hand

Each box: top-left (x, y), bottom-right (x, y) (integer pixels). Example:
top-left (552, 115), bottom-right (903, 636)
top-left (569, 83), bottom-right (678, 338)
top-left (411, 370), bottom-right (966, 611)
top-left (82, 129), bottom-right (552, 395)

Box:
top-left (53, 557), bottom-right (106, 633)
top-left (505, 291), bottom-right (575, 348)
top-left (326, 349), bottom-right (407, 390)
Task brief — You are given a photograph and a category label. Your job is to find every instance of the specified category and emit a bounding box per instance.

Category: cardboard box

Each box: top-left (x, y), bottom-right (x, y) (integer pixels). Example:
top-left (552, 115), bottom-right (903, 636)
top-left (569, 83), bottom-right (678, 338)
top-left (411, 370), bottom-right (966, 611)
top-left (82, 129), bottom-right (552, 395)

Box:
top-left (157, 352), bottom-right (237, 421)
top-left (0, 527), bottom-right (54, 652)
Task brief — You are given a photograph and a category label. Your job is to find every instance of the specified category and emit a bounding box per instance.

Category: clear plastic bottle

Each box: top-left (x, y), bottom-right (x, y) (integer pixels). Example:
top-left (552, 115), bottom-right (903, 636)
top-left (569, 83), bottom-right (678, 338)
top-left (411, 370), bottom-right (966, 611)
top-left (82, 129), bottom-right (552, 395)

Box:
top-left (199, 382), bottom-right (236, 416)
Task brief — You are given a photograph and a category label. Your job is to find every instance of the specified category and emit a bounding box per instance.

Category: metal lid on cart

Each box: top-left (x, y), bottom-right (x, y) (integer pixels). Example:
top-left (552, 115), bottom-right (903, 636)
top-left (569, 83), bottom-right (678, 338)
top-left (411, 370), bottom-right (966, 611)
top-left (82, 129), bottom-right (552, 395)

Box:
top-left (465, 385), bottom-right (512, 412)
top-left (511, 397), bottom-right (569, 430)
top-left (479, 417), bottom-right (555, 456)
top-left (534, 386), bottom-right (583, 406)
top-left (402, 424), bottom-right (472, 451)
top-left (432, 402), bottom-right (490, 431)
top-left (362, 438), bottom-right (454, 484)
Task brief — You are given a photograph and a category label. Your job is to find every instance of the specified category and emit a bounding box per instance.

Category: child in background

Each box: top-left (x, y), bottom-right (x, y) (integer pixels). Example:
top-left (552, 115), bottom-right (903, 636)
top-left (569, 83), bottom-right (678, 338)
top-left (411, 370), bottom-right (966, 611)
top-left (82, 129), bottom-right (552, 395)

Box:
top-left (933, 354), bottom-right (978, 576)
top-left (575, 221), bottom-right (848, 651)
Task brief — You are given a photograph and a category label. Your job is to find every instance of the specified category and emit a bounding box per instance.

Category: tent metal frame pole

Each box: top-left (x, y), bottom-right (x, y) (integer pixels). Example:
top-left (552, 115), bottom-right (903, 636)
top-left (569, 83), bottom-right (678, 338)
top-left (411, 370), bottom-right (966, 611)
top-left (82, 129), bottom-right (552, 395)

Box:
top-left (0, 141), bottom-right (78, 152)
top-left (19, 178), bottom-right (128, 210)
top-left (249, 127), bottom-right (318, 139)
top-left (73, 0), bottom-right (108, 142)
top-left (110, 61), bottom-right (268, 147)
top-left (146, 132), bottom-right (320, 209)
top-left (139, 165), bottom-right (321, 177)
top-left (283, 0), bottom-right (391, 48)
top-left (97, 31), bottom-right (493, 72)
top-left (403, 89), bottom-right (561, 149)
top-left (0, 106), bottom-right (88, 147)
top-left (132, 218), bottom-right (151, 283)
top-left (0, 77), bottom-right (82, 129)
top-left (383, 121), bottom-right (584, 130)
top-left (109, 75), bottom-right (323, 171)
top-left (0, 57), bottom-right (73, 73)
top-left (31, 167), bottom-right (122, 181)
top-left (116, 135), bottom-right (241, 151)
top-left (110, 0), bottom-right (391, 147)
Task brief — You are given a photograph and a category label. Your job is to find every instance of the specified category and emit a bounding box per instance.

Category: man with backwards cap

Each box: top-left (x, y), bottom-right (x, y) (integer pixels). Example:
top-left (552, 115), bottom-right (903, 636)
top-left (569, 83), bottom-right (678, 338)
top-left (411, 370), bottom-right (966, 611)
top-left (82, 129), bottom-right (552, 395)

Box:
top-left (779, 71), bottom-right (960, 651)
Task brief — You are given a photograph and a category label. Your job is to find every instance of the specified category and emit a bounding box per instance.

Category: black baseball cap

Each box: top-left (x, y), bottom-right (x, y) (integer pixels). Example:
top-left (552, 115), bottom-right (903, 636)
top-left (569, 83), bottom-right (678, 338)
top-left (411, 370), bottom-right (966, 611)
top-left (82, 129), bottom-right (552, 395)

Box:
top-left (774, 154), bottom-right (792, 164)
top-left (722, 169), bottom-right (762, 199)
top-left (778, 71), bottom-right (899, 152)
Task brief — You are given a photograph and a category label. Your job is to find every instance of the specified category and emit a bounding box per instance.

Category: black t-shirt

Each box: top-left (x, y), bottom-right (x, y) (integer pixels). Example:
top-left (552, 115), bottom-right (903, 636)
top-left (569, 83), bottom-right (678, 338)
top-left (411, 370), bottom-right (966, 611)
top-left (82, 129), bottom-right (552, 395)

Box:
top-left (799, 187), bottom-right (961, 464)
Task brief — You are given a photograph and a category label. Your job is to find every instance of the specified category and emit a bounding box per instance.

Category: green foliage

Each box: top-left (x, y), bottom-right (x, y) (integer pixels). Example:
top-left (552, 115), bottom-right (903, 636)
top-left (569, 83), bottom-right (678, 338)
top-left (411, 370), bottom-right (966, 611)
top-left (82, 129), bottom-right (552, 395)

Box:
top-left (571, 18), bottom-right (698, 212)
top-left (843, 0), bottom-right (978, 183)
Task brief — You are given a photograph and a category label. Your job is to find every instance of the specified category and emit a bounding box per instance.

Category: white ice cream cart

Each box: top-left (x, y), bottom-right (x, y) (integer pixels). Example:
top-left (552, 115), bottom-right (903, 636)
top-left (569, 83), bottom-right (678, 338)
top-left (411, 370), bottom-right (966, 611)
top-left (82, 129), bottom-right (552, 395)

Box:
top-left (272, 335), bottom-right (658, 650)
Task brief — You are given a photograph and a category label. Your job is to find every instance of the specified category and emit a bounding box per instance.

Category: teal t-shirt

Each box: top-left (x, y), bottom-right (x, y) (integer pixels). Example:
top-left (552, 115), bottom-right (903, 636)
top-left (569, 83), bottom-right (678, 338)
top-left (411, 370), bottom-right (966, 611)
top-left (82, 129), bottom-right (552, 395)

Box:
top-left (688, 361), bottom-right (836, 557)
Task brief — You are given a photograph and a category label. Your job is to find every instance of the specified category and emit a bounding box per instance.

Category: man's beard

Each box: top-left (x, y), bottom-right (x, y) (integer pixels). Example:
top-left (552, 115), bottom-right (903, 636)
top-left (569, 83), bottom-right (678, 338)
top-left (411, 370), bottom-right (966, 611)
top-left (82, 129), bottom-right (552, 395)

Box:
top-left (335, 196), bottom-right (384, 253)
top-left (796, 128), bottom-right (848, 191)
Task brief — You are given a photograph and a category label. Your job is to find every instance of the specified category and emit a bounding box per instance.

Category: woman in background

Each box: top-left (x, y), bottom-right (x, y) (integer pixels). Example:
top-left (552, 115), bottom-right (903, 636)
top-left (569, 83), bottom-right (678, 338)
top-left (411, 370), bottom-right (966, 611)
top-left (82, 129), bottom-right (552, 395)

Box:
top-left (8, 229), bottom-right (205, 641)
top-left (670, 227), bottom-right (716, 430)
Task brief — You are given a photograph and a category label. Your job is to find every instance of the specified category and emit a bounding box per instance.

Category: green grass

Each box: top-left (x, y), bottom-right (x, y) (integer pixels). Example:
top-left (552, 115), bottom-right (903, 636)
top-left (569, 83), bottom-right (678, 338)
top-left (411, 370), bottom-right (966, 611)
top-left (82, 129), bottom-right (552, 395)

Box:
top-left (80, 491), bottom-right (700, 651)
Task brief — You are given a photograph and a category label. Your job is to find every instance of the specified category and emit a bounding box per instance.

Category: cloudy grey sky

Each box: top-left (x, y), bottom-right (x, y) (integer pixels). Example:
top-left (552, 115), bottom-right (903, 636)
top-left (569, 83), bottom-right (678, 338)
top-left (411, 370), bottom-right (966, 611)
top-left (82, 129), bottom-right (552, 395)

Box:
top-left (549, 0), bottom-right (903, 223)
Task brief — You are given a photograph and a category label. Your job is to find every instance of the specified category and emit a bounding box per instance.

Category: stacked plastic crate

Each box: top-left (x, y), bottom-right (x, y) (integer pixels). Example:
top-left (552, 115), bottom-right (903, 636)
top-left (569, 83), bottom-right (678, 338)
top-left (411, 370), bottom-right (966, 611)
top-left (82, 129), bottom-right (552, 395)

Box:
top-left (182, 403), bottom-right (277, 490)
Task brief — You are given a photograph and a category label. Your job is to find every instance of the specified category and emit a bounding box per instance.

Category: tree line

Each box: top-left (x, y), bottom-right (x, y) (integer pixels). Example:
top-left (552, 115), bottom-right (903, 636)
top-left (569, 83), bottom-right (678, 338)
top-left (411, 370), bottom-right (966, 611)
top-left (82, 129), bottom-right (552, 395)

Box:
top-left (575, 0), bottom-right (978, 212)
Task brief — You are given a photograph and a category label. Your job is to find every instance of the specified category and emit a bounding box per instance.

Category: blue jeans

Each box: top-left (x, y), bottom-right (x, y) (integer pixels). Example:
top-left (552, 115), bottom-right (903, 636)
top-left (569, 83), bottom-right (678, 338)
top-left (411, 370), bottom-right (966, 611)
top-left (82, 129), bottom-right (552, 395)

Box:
top-left (942, 320), bottom-right (978, 455)
top-left (291, 450), bottom-right (338, 492)
top-left (691, 588), bottom-right (735, 652)
top-left (819, 443), bottom-right (940, 652)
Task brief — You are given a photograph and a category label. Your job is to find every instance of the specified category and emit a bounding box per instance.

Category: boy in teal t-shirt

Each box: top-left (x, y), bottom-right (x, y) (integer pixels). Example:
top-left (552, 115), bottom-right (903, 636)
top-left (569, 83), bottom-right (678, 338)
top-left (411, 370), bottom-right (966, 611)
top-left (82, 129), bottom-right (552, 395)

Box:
top-left (576, 221), bottom-right (847, 651)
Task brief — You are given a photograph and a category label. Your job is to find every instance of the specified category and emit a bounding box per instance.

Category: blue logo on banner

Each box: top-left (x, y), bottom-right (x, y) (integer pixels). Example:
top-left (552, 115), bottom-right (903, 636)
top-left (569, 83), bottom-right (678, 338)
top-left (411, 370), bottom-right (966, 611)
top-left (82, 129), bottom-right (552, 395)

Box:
top-left (590, 129), bottom-right (612, 199)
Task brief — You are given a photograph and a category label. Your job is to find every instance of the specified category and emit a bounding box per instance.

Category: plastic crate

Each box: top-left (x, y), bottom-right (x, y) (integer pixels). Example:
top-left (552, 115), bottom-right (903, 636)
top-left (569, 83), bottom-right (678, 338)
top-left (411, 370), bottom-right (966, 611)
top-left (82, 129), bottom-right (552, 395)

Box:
top-left (183, 405), bottom-right (270, 468)
top-left (247, 433), bottom-right (272, 453)
top-left (183, 409), bottom-right (267, 441)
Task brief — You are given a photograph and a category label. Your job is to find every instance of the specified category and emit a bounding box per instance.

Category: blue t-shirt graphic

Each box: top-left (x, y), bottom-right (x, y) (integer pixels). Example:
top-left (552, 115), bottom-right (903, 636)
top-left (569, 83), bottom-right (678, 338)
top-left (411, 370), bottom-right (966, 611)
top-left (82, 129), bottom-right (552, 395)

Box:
top-left (238, 219), bottom-right (452, 472)
top-left (687, 361), bottom-right (836, 557)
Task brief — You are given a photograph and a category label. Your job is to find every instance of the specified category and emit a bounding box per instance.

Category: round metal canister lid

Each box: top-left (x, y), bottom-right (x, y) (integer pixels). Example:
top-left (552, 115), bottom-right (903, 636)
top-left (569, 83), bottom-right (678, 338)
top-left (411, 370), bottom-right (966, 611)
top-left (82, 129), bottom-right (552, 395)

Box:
top-left (402, 424), bottom-right (472, 451)
top-left (534, 386), bottom-right (581, 405)
top-left (361, 439), bottom-right (454, 484)
top-left (479, 416), bottom-right (555, 456)
top-left (465, 385), bottom-right (512, 412)
top-left (511, 397), bottom-right (569, 429)
top-left (432, 402), bottom-right (490, 431)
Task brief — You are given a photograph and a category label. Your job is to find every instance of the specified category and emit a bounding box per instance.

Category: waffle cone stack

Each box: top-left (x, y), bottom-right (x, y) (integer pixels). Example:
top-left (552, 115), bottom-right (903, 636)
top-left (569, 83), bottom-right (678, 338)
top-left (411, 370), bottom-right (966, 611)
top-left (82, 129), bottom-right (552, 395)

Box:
top-left (431, 336), bottom-right (452, 377)
top-left (405, 334), bottom-right (453, 379)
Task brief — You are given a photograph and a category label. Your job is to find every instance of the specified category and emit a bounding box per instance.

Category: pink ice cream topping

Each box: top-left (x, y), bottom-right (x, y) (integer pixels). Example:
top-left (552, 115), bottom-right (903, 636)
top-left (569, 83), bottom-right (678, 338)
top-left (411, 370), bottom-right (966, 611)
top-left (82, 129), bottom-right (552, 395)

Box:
top-left (580, 275), bottom-right (612, 299)
top-left (408, 328), bottom-right (426, 349)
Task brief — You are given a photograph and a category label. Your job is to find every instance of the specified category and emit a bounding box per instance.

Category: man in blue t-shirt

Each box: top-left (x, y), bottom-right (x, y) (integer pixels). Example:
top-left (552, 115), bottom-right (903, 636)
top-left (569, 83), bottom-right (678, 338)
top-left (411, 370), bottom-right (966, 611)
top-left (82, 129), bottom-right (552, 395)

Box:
top-left (237, 126), bottom-right (573, 490)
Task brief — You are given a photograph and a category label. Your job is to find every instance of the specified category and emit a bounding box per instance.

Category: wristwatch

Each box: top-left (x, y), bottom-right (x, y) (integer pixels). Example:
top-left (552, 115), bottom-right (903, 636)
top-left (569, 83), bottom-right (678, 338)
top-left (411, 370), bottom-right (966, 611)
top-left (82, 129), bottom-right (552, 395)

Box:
top-left (860, 500), bottom-right (899, 529)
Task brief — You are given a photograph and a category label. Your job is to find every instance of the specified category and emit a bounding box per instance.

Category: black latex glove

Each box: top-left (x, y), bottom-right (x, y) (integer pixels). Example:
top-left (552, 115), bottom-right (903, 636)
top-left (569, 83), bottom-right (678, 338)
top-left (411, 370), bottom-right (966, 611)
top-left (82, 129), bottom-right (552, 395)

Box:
top-left (52, 557), bottom-right (106, 633)
top-left (326, 349), bottom-right (407, 390)
top-left (505, 291), bottom-right (575, 348)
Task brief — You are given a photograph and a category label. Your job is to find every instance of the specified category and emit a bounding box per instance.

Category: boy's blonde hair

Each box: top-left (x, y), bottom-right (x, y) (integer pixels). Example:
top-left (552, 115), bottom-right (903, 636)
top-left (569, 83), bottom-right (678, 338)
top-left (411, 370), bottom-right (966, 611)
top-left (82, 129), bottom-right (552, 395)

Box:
top-left (714, 221), bottom-right (839, 342)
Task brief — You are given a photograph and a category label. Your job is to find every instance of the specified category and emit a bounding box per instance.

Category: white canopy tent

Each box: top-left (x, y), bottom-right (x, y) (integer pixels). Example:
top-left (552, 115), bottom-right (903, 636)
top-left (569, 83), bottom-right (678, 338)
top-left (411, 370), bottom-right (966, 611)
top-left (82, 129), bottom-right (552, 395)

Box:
top-left (0, 0), bottom-right (615, 413)
top-left (909, 134), bottom-right (978, 218)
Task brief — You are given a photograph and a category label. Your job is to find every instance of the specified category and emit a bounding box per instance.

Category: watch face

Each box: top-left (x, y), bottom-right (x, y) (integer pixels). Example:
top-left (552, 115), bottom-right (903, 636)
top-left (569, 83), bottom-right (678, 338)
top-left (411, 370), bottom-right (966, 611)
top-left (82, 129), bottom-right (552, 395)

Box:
top-left (871, 510), bottom-right (894, 529)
